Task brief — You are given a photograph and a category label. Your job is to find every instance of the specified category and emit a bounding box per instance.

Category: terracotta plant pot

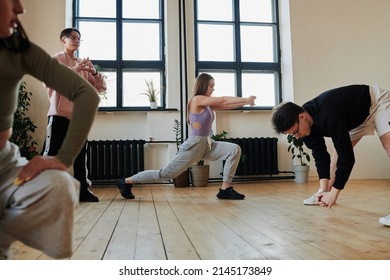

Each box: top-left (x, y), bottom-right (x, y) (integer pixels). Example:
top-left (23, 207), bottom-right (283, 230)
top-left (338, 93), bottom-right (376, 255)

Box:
top-left (173, 169), bottom-right (190, 188)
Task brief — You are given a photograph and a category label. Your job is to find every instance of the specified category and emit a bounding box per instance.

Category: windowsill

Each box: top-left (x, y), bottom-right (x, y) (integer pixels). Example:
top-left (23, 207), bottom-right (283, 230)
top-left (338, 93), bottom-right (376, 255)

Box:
top-left (98, 108), bottom-right (178, 112)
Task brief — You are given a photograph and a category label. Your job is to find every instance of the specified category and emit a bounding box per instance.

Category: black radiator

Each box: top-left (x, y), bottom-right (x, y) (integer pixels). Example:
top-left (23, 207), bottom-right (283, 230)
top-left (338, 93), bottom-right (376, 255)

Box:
top-left (228, 137), bottom-right (279, 176)
top-left (86, 139), bottom-right (145, 181)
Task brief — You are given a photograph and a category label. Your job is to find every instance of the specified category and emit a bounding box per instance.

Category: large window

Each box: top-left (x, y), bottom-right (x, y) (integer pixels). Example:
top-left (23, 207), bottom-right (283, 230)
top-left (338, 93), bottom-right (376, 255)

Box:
top-left (73, 0), bottom-right (165, 110)
top-left (73, 0), bottom-right (280, 110)
top-left (195, 0), bottom-right (281, 108)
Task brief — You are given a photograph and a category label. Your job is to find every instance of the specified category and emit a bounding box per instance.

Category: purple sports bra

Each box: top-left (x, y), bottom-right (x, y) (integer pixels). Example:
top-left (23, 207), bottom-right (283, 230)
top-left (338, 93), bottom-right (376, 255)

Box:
top-left (189, 106), bottom-right (214, 136)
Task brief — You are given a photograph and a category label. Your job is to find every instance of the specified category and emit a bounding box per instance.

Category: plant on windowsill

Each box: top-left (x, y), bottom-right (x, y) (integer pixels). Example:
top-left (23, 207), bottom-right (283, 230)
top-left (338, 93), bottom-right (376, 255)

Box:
top-left (287, 134), bottom-right (311, 183)
top-left (140, 79), bottom-right (159, 109)
top-left (10, 81), bottom-right (39, 160)
top-left (172, 119), bottom-right (190, 188)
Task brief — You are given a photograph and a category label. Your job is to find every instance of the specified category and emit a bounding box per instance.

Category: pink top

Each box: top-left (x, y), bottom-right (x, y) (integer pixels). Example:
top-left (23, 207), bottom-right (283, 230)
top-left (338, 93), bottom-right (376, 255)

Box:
top-left (47, 51), bottom-right (106, 119)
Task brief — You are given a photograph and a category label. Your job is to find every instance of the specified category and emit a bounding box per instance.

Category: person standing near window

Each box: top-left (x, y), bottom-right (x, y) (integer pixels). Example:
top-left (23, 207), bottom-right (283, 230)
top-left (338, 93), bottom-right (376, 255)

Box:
top-left (43, 28), bottom-right (107, 202)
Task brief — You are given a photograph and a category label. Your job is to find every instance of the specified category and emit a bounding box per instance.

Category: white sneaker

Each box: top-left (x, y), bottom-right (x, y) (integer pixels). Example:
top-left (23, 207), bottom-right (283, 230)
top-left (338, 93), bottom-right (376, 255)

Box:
top-left (303, 193), bottom-right (321, 205)
top-left (379, 214), bottom-right (390, 226)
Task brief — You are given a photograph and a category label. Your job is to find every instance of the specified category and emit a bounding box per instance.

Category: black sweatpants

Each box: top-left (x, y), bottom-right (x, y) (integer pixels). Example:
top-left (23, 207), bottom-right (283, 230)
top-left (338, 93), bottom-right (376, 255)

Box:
top-left (42, 116), bottom-right (90, 198)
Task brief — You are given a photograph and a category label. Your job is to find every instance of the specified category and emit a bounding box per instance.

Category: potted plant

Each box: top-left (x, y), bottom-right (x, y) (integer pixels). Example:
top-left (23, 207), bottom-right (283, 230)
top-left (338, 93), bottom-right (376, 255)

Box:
top-left (140, 79), bottom-right (159, 109)
top-left (10, 81), bottom-right (39, 160)
top-left (189, 131), bottom-right (230, 187)
top-left (189, 133), bottom-right (222, 187)
top-left (172, 119), bottom-right (190, 188)
top-left (190, 160), bottom-right (209, 187)
top-left (287, 134), bottom-right (311, 183)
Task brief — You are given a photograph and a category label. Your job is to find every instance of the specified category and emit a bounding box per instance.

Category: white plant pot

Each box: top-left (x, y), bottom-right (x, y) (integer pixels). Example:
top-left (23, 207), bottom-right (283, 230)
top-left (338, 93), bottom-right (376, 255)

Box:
top-left (150, 101), bottom-right (157, 109)
top-left (293, 165), bottom-right (310, 184)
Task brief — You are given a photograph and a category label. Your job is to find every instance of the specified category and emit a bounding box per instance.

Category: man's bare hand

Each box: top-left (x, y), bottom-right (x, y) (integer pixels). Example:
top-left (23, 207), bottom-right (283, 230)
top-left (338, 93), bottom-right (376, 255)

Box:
top-left (317, 187), bottom-right (341, 208)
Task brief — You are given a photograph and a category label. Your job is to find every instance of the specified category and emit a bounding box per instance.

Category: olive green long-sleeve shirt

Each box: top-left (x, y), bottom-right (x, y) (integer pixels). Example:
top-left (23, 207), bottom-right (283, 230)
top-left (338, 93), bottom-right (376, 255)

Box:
top-left (0, 42), bottom-right (100, 167)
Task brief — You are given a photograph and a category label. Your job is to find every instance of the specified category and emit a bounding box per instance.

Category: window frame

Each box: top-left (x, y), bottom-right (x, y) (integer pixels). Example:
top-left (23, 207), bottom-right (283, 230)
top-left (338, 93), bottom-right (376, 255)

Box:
top-left (194, 0), bottom-right (282, 110)
top-left (72, 0), bottom-right (167, 111)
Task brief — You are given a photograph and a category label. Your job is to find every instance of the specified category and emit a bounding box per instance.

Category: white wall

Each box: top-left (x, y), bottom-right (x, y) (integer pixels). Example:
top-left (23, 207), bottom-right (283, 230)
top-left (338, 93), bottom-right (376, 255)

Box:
top-left (287, 0), bottom-right (390, 179)
top-left (19, 0), bottom-right (67, 150)
top-left (19, 0), bottom-right (389, 180)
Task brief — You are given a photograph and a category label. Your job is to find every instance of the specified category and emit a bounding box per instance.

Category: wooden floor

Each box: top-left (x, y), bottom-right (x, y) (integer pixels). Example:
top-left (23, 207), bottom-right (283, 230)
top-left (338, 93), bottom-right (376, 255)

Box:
top-left (12, 179), bottom-right (390, 260)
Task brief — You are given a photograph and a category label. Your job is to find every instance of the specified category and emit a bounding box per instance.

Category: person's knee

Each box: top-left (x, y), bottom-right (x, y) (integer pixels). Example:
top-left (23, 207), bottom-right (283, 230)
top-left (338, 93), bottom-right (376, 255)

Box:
top-left (379, 132), bottom-right (390, 157)
top-left (159, 168), bottom-right (180, 180)
top-left (45, 170), bottom-right (79, 203)
top-left (232, 144), bottom-right (241, 157)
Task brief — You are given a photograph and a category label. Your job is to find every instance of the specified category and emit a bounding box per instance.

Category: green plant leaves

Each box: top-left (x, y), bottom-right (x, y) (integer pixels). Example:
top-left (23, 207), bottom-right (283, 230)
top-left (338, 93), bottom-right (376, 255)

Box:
top-left (287, 134), bottom-right (310, 166)
top-left (10, 81), bottom-right (39, 160)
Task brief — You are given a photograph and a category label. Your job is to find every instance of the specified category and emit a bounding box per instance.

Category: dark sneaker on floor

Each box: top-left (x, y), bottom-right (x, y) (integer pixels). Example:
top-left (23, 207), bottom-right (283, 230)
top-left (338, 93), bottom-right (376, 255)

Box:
top-left (79, 189), bottom-right (99, 202)
top-left (117, 177), bottom-right (135, 199)
top-left (216, 187), bottom-right (245, 200)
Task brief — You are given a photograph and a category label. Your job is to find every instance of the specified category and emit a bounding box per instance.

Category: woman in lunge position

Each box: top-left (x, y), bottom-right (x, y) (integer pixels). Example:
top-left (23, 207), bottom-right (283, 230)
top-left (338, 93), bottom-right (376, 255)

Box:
top-left (118, 73), bottom-right (256, 200)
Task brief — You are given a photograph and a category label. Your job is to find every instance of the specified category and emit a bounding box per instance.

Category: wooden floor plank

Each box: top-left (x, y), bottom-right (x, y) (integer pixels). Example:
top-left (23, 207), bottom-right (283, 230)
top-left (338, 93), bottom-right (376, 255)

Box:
top-left (103, 199), bottom-right (140, 260)
top-left (11, 179), bottom-right (390, 260)
top-left (153, 186), bottom-right (200, 260)
top-left (162, 187), bottom-right (235, 259)
top-left (71, 193), bottom-right (124, 260)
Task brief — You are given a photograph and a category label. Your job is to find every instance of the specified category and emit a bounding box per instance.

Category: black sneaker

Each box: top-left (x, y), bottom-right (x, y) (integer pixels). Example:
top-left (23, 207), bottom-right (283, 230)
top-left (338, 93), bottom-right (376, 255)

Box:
top-left (117, 177), bottom-right (135, 199)
top-left (79, 189), bottom-right (99, 202)
top-left (216, 187), bottom-right (245, 200)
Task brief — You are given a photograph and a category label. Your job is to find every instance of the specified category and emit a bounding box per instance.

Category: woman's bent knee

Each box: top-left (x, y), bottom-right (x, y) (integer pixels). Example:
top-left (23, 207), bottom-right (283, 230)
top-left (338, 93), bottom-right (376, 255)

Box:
top-left (46, 170), bottom-right (79, 203)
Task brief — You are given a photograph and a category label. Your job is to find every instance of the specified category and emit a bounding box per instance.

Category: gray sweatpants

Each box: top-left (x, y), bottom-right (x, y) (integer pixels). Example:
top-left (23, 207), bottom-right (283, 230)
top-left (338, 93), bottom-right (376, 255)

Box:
top-left (0, 142), bottom-right (79, 259)
top-left (132, 136), bottom-right (241, 183)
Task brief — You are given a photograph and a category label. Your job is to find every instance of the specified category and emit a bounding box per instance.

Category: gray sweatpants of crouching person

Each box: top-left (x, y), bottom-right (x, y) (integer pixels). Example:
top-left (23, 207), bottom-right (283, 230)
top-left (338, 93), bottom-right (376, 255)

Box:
top-left (0, 142), bottom-right (79, 259)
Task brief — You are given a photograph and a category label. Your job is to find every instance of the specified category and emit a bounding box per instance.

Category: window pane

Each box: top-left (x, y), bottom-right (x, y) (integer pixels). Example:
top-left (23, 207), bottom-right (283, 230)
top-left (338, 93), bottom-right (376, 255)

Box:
top-left (78, 21), bottom-right (116, 60)
top-left (123, 0), bottom-right (160, 19)
top-left (99, 71), bottom-right (117, 107)
top-left (78, 0), bottom-right (116, 18)
top-left (198, 24), bottom-right (234, 61)
top-left (197, 0), bottom-right (233, 21)
top-left (240, 25), bottom-right (274, 62)
top-left (123, 72), bottom-right (161, 107)
top-left (240, 0), bottom-right (273, 22)
top-left (242, 72), bottom-right (276, 106)
top-left (205, 72), bottom-right (236, 97)
top-left (123, 23), bottom-right (161, 60)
